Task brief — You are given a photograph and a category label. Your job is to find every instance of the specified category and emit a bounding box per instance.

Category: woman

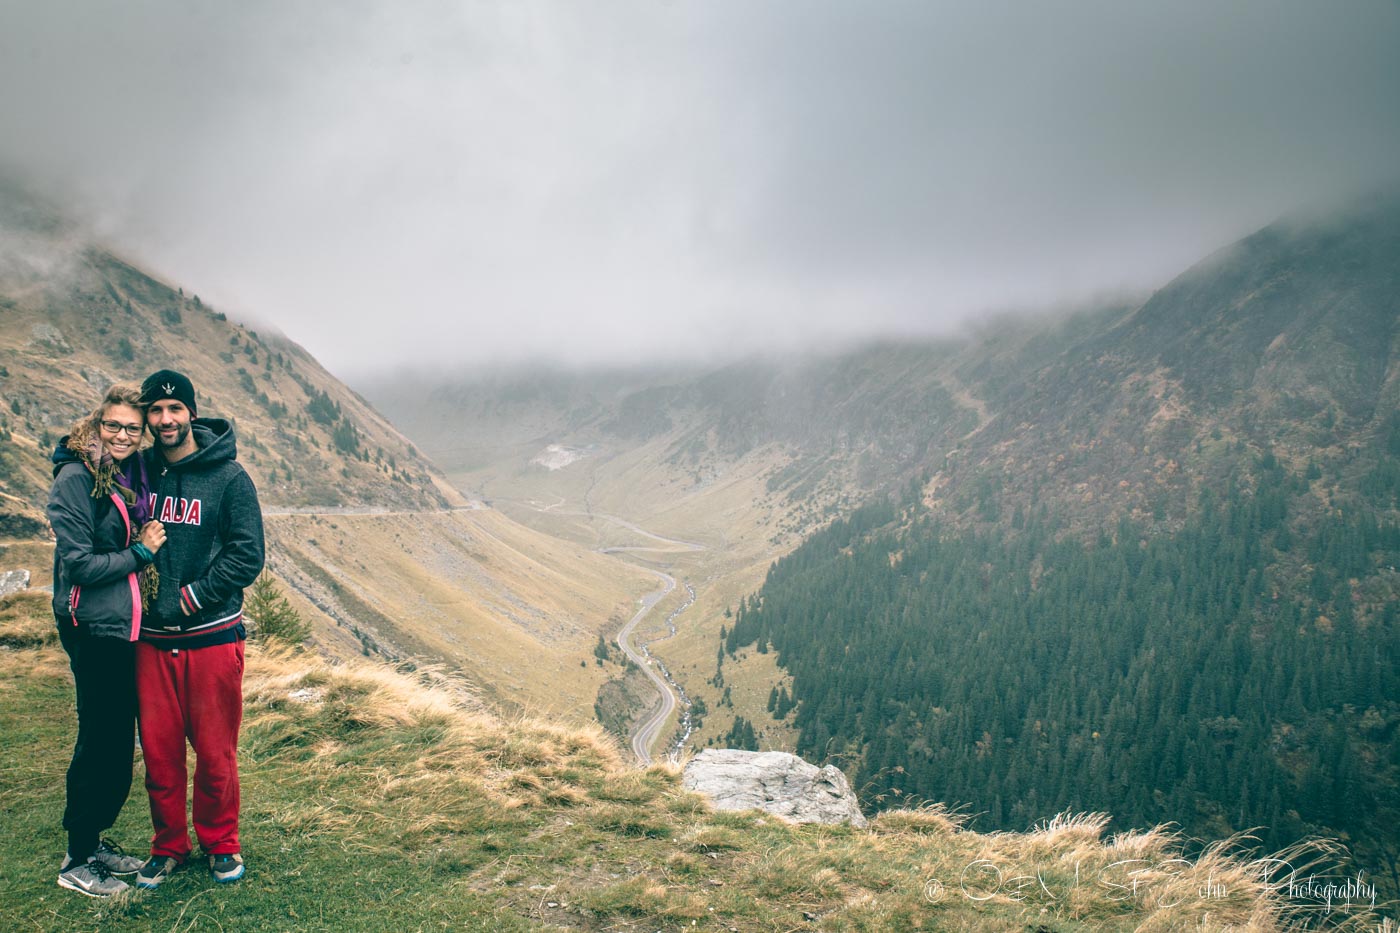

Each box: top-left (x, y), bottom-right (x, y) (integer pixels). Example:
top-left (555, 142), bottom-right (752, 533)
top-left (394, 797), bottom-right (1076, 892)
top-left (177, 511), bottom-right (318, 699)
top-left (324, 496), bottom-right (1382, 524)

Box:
top-left (46, 384), bottom-right (165, 897)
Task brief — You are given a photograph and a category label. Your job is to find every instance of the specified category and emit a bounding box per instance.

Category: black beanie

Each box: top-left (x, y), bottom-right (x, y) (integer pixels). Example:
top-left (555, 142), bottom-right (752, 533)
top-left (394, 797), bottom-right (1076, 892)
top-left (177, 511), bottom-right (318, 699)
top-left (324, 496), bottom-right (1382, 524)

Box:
top-left (141, 369), bottom-right (198, 416)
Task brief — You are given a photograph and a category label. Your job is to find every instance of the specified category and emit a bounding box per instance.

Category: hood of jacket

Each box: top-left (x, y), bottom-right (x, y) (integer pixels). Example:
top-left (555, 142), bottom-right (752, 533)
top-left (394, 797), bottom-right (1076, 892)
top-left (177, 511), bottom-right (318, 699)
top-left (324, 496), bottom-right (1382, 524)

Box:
top-left (158, 418), bottom-right (238, 472)
top-left (51, 437), bottom-right (83, 476)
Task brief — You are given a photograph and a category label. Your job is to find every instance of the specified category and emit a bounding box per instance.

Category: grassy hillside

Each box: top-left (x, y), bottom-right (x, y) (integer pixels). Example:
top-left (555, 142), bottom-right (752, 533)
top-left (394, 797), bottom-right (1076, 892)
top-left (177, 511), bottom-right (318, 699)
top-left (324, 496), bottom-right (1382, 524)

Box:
top-left (2, 590), bottom-right (1373, 932)
top-left (436, 437), bottom-right (829, 752)
top-left (262, 507), bottom-right (660, 717)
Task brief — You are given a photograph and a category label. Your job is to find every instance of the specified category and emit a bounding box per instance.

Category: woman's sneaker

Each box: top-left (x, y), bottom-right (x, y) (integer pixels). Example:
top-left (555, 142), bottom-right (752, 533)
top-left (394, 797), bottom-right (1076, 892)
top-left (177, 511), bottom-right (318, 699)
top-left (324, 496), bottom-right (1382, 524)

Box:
top-left (93, 838), bottom-right (144, 875)
top-left (209, 852), bottom-right (245, 883)
top-left (58, 858), bottom-right (130, 897)
top-left (135, 855), bottom-right (181, 890)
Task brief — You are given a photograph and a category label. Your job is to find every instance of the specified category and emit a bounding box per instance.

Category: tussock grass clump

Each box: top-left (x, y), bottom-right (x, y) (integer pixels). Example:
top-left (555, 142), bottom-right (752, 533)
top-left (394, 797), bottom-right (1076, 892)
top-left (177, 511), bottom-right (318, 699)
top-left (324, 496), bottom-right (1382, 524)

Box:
top-left (871, 801), bottom-right (968, 836)
top-left (0, 626), bottom-right (1387, 932)
top-left (576, 874), bottom-right (709, 922)
top-left (680, 824), bottom-right (747, 852)
top-left (587, 766), bottom-right (671, 804)
top-left (591, 803), bottom-right (675, 839)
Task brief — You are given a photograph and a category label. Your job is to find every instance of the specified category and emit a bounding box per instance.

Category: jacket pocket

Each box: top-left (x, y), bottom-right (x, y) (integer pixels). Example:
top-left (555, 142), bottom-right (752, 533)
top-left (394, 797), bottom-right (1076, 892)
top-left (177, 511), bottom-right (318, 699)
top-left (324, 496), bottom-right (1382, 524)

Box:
top-left (67, 578), bottom-right (137, 638)
top-left (152, 578), bottom-right (186, 627)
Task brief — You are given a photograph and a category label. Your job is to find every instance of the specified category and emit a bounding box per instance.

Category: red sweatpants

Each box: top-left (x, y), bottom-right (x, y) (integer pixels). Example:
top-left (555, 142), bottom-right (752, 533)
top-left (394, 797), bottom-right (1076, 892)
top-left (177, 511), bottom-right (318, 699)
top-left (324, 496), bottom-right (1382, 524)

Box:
top-left (135, 640), bottom-right (245, 859)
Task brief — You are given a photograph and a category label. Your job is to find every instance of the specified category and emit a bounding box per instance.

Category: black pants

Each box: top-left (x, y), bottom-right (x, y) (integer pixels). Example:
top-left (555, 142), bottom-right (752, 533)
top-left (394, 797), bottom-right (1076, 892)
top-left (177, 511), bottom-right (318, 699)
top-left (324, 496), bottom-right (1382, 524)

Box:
top-left (58, 623), bottom-right (137, 861)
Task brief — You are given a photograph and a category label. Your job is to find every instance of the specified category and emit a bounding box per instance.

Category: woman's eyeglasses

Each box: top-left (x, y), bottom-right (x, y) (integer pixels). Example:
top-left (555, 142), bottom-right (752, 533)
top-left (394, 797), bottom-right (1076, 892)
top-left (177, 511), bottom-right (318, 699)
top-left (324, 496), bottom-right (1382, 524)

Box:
top-left (100, 420), bottom-right (144, 437)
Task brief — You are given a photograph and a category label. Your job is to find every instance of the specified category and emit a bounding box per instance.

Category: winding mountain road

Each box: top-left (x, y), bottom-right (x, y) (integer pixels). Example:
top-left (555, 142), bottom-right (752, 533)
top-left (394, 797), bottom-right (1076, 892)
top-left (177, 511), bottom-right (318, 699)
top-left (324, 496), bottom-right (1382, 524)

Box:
top-left (616, 567), bottom-right (680, 764)
top-left (517, 501), bottom-right (704, 765)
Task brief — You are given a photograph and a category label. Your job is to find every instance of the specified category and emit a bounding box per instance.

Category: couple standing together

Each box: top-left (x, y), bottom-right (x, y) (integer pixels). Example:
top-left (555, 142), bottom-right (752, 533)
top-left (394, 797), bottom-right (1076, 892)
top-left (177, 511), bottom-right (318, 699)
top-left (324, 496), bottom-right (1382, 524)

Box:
top-left (46, 369), bottom-right (264, 897)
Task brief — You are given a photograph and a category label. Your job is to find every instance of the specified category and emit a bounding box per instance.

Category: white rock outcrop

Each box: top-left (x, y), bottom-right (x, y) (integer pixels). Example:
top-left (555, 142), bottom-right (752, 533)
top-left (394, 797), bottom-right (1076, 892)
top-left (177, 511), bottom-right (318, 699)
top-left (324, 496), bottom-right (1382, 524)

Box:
top-left (681, 749), bottom-right (867, 827)
top-left (0, 570), bottom-right (30, 598)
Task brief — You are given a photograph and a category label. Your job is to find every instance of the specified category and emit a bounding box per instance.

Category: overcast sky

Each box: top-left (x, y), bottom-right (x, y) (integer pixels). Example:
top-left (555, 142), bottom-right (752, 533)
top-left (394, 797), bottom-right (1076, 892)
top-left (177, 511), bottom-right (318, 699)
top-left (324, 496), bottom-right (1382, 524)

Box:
top-left (2, 1), bottom-right (1397, 377)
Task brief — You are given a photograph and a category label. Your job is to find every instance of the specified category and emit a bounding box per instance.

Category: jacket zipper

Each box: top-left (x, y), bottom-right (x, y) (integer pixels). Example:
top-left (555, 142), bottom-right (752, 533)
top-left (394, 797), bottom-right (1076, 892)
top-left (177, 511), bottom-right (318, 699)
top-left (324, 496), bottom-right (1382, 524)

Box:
top-left (110, 492), bottom-right (142, 642)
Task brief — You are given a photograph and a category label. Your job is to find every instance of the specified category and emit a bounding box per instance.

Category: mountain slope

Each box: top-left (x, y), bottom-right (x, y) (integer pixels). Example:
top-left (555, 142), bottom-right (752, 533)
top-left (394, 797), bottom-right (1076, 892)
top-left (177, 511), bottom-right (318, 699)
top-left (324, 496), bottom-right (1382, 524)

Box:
top-left (933, 194), bottom-right (1400, 533)
top-left (722, 197), bottom-right (1400, 896)
top-left (394, 194), bottom-right (1400, 546)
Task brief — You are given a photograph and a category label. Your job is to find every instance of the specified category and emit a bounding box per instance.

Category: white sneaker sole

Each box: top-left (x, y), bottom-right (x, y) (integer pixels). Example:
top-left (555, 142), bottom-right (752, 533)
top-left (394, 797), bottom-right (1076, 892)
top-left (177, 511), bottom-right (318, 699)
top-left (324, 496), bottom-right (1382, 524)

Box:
top-left (212, 865), bottom-right (245, 883)
top-left (57, 875), bottom-right (127, 898)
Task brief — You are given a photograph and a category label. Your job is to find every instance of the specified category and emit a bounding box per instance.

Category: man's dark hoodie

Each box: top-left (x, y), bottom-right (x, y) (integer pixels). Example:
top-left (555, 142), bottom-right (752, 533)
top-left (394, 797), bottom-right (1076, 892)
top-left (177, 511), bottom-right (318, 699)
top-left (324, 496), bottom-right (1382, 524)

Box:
top-left (141, 417), bottom-right (265, 650)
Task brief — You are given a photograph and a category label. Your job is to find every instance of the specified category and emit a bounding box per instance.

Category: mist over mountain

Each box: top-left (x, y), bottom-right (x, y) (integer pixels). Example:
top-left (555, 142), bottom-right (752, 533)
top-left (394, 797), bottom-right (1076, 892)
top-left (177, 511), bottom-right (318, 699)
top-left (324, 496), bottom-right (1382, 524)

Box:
top-left (380, 193), bottom-right (1399, 523)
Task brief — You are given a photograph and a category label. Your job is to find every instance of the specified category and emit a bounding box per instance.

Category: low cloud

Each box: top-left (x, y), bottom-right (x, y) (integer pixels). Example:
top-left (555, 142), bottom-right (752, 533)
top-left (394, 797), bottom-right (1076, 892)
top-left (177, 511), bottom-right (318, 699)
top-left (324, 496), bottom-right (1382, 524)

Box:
top-left (2, 1), bottom-right (1396, 375)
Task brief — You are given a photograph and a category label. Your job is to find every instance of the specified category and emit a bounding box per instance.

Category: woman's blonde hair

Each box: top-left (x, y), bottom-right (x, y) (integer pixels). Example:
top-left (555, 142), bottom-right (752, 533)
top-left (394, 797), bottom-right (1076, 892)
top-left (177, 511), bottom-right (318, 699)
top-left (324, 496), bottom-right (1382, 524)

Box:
top-left (66, 383), bottom-right (148, 450)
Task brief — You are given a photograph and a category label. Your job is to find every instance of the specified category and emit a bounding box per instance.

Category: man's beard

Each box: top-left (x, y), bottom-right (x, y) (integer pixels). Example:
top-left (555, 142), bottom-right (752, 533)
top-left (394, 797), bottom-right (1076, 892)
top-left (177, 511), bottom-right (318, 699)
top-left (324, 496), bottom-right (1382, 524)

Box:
top-left (157, 422), bottom-right (191, 450)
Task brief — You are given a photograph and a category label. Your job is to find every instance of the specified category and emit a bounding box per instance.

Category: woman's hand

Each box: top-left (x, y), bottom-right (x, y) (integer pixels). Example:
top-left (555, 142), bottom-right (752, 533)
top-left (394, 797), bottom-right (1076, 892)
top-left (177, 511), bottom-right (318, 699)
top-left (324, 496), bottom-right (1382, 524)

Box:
top-left (139, 520), bottom-right (166, 553)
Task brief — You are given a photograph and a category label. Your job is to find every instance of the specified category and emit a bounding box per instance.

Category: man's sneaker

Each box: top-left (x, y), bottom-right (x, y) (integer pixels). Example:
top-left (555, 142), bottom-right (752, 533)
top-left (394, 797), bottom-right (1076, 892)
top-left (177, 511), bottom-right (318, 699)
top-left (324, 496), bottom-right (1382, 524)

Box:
top-left (58, 858), bottom-right (130, 897)
top-left (135, 855), bottom-right (180, 890)
top-left (209, 852), bottom-right (245, 884)
top-left (93, 838), bottom-right (144, 875)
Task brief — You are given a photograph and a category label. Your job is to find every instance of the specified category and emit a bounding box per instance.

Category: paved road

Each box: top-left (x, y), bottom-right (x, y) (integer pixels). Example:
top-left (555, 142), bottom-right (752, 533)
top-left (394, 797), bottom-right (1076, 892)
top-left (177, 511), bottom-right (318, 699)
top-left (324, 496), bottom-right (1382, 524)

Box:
top-left (262, 504), bottom-right (486, 516)
top-left (520, 501), bottom-right (705, 553)
top-left (513, 499), bottom-right (703, 765)
top-left (615, 568), bottom-right (680, 765)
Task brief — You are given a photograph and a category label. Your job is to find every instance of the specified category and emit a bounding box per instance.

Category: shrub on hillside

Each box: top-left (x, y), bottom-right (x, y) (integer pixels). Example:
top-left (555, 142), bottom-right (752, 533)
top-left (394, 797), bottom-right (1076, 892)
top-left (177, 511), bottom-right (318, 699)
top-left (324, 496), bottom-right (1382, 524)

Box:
top-left (246, 572), bottom-right (310, 646)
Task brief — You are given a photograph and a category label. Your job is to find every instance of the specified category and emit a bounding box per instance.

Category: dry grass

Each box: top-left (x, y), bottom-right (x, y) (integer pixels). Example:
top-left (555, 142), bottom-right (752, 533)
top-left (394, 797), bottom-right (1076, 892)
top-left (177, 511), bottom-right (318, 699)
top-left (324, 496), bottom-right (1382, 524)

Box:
top-left (246, 646), bottom-right (623, 794)
top-left (871, 802), bottom-right (970, 836)
top-left (235, 643), bottom-right (1388, 931)
top-left (4, 603), bottom-right (1385, 930)
top-left (0, 591), bottom-right (63, 665)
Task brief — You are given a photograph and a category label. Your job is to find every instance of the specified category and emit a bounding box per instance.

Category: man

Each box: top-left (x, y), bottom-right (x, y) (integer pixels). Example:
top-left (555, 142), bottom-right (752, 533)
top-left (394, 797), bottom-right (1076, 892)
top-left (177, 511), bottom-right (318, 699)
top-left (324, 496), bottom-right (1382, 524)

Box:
top-left (133, 369), bottom-right (264, 889)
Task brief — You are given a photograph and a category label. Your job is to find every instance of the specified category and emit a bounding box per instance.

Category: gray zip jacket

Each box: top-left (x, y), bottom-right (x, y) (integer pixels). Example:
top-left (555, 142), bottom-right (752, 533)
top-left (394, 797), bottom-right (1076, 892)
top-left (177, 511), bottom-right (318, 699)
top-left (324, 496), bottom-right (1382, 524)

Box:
top-left (47, 450), bottom-right (147, 640)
